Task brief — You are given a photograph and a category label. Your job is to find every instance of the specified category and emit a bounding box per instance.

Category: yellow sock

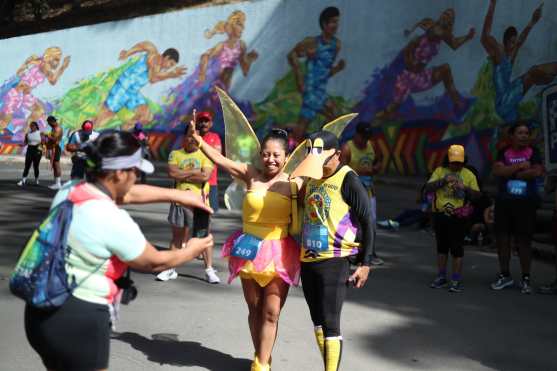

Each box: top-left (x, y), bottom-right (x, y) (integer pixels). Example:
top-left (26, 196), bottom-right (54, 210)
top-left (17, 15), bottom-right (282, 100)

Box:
top-left (314, 326), bottom-right (325, 358)
top-left (324, 337), bottom-right (342, 371)
top-left (251, 356), bottom-right (270, 371)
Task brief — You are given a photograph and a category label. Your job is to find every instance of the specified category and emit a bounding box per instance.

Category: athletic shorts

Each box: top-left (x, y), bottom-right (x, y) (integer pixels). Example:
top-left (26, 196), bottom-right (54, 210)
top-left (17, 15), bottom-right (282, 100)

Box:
top-left (52, 146), bottom-right (61, 162)
top-left (168, 202), bottom-right (194, 228)
top-left (24, 295), bottom-right (110, 370)
top-left (433, 213), bottom-right (467, 258)
top-left (494, 198), bottom-right (537, 237)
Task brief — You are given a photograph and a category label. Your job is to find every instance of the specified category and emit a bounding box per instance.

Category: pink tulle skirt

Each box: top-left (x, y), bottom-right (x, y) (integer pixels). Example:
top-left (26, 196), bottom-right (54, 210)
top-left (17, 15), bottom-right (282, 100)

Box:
top-left (222, 230), bottom-right (301, 287)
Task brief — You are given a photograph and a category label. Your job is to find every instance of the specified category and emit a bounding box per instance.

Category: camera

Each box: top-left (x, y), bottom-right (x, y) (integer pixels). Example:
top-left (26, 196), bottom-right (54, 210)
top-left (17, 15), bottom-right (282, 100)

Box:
top-left (115, 269), bottom-right (138, 305)
top-left (192, 207), bottom-right (211, 238)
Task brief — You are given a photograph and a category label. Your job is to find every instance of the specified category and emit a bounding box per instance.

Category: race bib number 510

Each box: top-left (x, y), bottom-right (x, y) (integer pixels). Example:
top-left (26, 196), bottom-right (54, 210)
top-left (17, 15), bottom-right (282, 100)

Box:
top-left (303, 224), bottom-right (329, 252)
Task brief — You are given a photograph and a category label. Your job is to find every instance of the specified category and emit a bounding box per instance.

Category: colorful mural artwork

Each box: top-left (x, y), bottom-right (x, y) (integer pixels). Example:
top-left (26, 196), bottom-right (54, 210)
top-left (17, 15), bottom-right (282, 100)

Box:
top-left (0, 0), bottom-right (556, 176)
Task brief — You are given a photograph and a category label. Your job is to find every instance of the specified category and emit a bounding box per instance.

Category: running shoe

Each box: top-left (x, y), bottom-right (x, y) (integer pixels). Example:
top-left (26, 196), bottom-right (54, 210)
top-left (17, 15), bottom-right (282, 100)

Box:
top-left (490, 274), bottom-right (514, 290)
top-left (538, 280), bottom-right (557, 295)
top-left (17, 179), bottom-right (26, 186)
top-left (205, 267), bottom-right (220, 284)
top-left (521, 278), bottom-right (532, 295)
top-left (448, 280), bottom-right (464, 293)
top-left (430, 276), bottom-right (448, 289)
top-left (370, 255), bottom-right (384, 266)
top-left (48, 183), bottom-right (61, 190)
top-left (156, 268), bottom-right (178, 281)
top-left (35, 179), bottom-right (39, 185)
top-left (377, 219), bottom-right (400, 230)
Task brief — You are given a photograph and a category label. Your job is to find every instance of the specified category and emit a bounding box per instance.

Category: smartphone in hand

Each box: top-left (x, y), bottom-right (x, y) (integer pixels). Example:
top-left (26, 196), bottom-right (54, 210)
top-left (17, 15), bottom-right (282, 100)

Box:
top-left (192, 207), bottom-right (210, 238)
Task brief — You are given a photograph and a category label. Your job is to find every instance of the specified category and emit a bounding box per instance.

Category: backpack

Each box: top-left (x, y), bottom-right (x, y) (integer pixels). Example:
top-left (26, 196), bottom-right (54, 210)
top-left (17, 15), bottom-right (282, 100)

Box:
top-left (9, 184), bottom-right (104, 309)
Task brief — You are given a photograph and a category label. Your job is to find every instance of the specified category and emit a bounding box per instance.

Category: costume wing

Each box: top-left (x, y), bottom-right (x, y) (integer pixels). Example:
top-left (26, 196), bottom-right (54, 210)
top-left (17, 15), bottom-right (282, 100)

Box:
top-left (322, 113), bottom-right (359, 137)
top-left (283, 113), bottom-right (358, 175)
top-left (216, 87), bottom-right (260, 165)
top-left (216, 87), bottom-right (261, 211)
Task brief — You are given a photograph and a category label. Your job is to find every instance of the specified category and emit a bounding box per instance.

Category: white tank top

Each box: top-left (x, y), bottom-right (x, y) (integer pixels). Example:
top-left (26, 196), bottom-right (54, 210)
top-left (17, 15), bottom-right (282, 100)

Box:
top-left (27, 131), bottom-right (42, 146)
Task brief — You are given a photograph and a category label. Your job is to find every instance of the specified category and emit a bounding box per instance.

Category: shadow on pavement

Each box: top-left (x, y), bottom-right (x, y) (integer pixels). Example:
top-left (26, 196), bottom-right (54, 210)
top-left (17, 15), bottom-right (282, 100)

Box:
top-left (112, 332), bottom-right (251, 370)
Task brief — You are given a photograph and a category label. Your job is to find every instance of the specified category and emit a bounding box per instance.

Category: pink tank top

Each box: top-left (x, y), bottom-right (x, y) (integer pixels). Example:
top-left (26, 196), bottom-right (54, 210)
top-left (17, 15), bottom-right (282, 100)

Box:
top-left (413, 35), bottom-right (441, 65)
top-left (20, 65), bottom-right (46, 89)
top-left (219, 41), bottom-right (242, 69)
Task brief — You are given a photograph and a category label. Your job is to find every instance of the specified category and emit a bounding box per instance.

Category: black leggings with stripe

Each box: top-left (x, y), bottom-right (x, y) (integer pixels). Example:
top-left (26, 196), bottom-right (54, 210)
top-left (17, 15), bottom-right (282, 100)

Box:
top-left (301, 257), bottom-right (350, 338)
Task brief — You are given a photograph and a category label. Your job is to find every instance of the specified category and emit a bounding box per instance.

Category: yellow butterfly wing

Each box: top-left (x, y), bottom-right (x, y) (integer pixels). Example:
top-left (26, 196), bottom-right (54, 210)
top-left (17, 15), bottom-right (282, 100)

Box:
top-left (283, 113), bottom-right (358, 175)
top-left (216, 87), bottom-right (260, 165)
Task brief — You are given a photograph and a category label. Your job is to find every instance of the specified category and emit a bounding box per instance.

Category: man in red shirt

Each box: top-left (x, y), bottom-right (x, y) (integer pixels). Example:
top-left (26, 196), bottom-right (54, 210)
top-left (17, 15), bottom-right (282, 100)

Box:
top-left (196, 111), bottom-right (222, 211)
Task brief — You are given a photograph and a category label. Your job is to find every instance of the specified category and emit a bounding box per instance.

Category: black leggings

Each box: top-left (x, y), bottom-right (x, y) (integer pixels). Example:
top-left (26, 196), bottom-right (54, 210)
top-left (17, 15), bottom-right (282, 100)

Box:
top-left (433, 213), bottom-right (467, 258)
top-left (25, 295), bottom-right (110, 370)
top-left (22, 145), bottom-right (42, 178)
top-left (301, 258), bottom-right (350, 338)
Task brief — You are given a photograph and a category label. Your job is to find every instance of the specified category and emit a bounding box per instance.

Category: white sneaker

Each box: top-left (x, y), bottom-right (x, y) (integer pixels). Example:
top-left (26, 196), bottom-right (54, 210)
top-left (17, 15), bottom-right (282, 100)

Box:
top-left (35, 179), bottom-right (40, 185)
top-left (156, 268), bottom-right (178, 281)
top-left (17, 179), bottom-right (26, 186)
top-left (48, 183), bottom-right (61, 190)
top-left (205, 267), bottom-right (220, 284)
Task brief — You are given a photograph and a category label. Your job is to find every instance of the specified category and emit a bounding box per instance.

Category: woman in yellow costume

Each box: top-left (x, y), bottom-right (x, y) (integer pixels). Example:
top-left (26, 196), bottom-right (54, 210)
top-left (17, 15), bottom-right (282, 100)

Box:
top-left (190, 89), bottom-right (299, 371)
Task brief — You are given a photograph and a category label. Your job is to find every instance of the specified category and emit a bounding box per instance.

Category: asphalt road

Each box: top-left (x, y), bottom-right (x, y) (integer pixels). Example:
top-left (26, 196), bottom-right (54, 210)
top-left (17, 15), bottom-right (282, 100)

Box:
top-left (1, 162), bottom-right (556, 371)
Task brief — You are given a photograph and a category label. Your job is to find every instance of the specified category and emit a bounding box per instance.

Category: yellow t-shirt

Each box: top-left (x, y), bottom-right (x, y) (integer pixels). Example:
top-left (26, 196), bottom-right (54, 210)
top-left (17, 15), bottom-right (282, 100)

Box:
top-left (428, 166), bottom-right (479, 214)
top-left (347, 140), bottom-right (375, 174)
top-left (168, 149), bottom-right (213, 195)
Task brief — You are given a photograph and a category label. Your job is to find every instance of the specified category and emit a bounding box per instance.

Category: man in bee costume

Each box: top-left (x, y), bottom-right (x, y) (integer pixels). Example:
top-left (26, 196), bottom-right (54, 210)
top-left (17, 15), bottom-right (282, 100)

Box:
top-left (291, 130), bottom-right (373, 371)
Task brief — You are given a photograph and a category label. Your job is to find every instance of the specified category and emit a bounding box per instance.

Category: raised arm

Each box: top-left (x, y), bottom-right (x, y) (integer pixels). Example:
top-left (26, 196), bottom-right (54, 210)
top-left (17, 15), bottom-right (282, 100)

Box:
top-left (16, 55), bottom-right (41, 76)
top-left (190, 121), bottom-right (250, 182)
top-left (513, 3), bottom-right (542, 62)
top-left (481, 0), bottom-right (500, 58)
top-left (119, 41), bottom-right (158, 60)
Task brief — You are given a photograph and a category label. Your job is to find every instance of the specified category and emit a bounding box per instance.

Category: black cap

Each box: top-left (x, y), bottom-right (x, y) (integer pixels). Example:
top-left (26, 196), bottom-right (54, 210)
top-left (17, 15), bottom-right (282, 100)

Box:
top-left (47, 115), bottom-right (57, 123)
top-left (308, 130), bottom-right (339, 150)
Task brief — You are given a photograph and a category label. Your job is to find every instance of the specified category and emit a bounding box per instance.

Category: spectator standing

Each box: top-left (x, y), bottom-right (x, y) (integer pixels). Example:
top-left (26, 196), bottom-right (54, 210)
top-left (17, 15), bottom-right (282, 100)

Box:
top-left (196, 111), bottom-right (222, 212)
top-left (132, 123), bottom-right (150, 184)
top-left (17, 122), bottom-right (43, 186)
top-left (66, 120), bottom-right (100, 180)
top-left (340, 121), bottom-right (384, 265)
top-left (426, 145), bottom-right (480, 293)
top-left (157, 123), bottom-right (220, 283)
top-left (45, 116), bottom-right (64, 190)
top-left (491, 123), bottom-right (544, 294)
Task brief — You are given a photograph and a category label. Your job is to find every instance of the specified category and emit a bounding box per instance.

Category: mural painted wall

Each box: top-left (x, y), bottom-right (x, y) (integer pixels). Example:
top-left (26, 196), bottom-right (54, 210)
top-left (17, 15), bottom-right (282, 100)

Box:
top-left (1, 0), bottom-right (556, 175)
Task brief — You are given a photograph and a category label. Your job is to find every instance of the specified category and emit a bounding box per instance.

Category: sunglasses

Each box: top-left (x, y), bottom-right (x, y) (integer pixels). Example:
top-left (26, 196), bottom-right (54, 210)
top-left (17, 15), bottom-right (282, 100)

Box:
top-left (271, 128), bottom-right (288, 137)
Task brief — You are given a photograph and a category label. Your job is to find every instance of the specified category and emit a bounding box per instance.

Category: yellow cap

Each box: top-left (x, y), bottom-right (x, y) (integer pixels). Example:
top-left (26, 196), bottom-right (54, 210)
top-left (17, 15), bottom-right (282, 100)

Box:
top-left (448, 145), bottom-right (465, 163)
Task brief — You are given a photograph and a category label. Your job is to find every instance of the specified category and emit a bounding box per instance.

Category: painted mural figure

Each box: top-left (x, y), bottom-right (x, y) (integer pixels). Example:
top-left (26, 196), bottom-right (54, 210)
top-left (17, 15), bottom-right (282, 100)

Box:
top-left (0, 47), bottom-right (70, 133)
top-left (288, 6), bottom-right (345, 142)
top-left (95, 41), bottom-right (186, 129)
top-left (481, 0), bottom-right (557, 123)
top-left (161, 10), bottom-right (258, 127)
top-left (376, 9), bottom-right (475, 120)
